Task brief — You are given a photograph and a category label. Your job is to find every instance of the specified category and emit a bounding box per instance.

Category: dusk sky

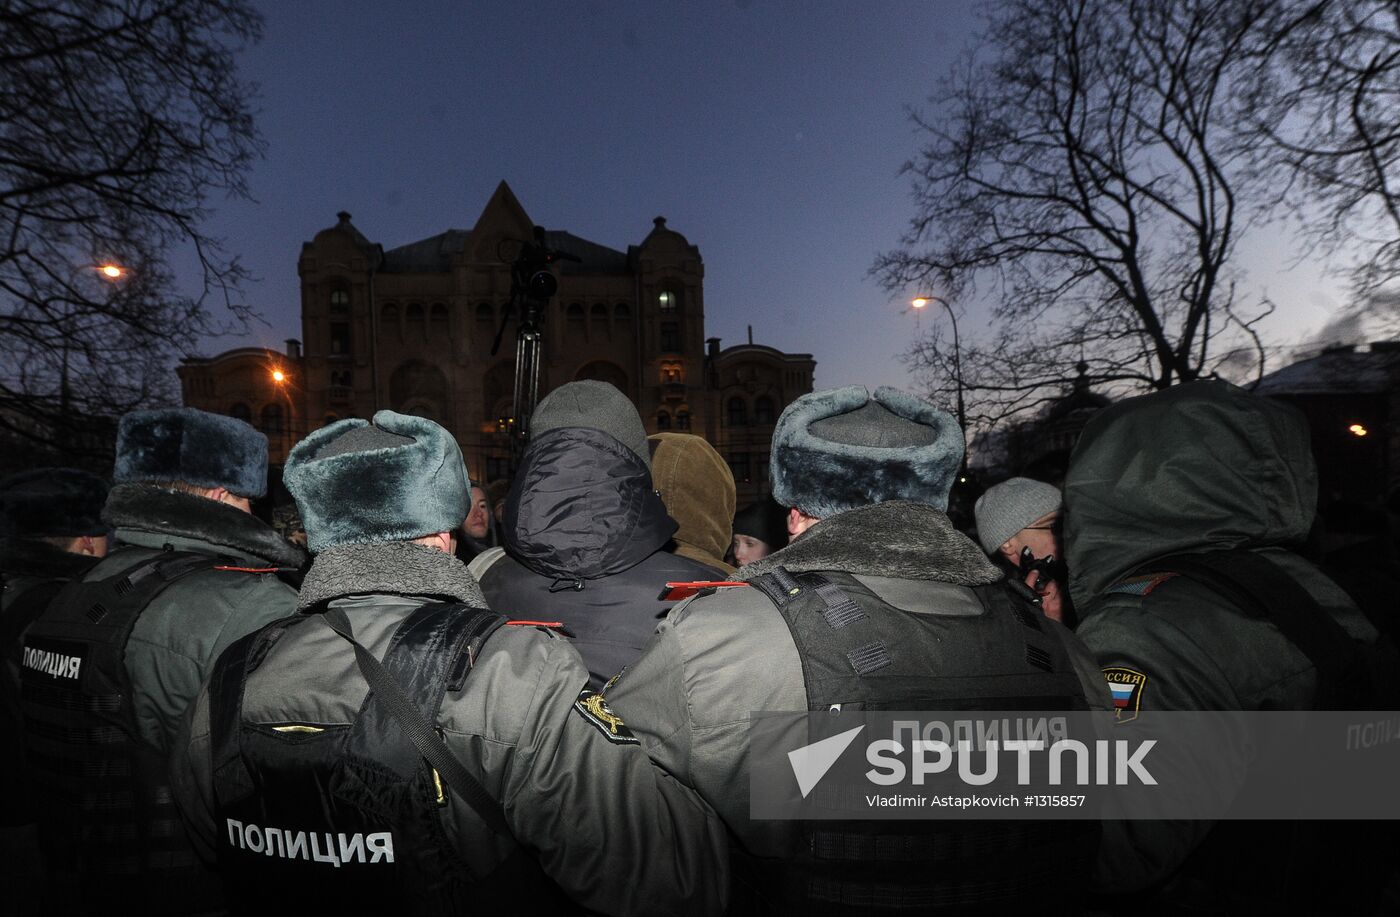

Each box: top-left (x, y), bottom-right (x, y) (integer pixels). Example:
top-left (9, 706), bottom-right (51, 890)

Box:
top-left (193, 1), bottom-right (1351, 396)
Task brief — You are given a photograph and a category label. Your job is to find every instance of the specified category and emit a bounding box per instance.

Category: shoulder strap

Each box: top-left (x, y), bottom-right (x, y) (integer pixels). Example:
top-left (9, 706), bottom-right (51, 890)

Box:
top-left (1145, 550), bottom-right (1367, 708)
top-left (321, 605), bottom-right (511, 836)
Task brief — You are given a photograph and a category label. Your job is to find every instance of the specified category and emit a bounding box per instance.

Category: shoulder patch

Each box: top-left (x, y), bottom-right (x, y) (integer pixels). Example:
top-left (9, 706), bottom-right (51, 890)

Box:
top-left (1103, 666), bottom-right (1147, 722)
top-left (573, 689), bottom-right (639, 745)
top-left (1106, 572), bottom-right (1179, 597)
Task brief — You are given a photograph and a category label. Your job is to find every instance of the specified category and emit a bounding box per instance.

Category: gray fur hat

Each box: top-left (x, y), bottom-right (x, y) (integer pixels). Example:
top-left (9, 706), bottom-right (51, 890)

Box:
top-left (0, 468), bottom-right (109, 538)
top-left (114, 407), bottom-right (268, 498)
top-left (974, 477), bottom-right (1062, 553)
top-left (771, 385), bottom-right (964, 517)
top-left (284, 410), bottom-right (471, 554)
top-left (532, 380), bottom-right (651, 472)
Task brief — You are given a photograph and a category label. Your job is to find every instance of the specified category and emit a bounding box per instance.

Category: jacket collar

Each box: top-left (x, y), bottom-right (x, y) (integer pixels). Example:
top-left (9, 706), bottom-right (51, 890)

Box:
top-left (738, 500), bottom-right (1002, 586)
top-left (0, 537), bottom-right (102, 581)
top-left (103, 482), bottom-right (306, 569)
top-left (297, 542), bottom-right (487, 611)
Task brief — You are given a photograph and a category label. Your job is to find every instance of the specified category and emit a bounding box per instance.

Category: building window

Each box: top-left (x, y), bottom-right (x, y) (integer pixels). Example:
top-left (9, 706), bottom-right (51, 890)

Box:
top-left (430, 303), bottom-right (448, 324)
top-left (330, 369), bottom-right (353, 388)
top-left (728, 452), bottom-right (751, 483)
top-left (329, 322), bottom-right (351, 356)
top-left (260, 403), bottom-right (284, 436)
top-left (660, 322), bottom-right (680, 352)
top-left (591, 303), bottom-right (609, 341)
top-left (728, 396), bottom-right (748, 427)
top-left (406, 302), bottom-right (424, 322)
top-left (676, 410), bottom-right (691, 431)
top-left (614, 302), bottom-right (631, 323)
top-left (382, 302), bottom-right (399, 323)
top-left (661, 362), bottom-right (684, 384)
top-left (228, 402), bottom-right (251, 423)
top-left (658, 289), bottom-right (678, 312)
top-left (330, 289), bottom-right (349, 314)
top-left (755, 396), bottom-right (775, 425)
top-left (566, 302), bottom-right (585, 340)
top-left (657, 410), bottom-right (671, 430)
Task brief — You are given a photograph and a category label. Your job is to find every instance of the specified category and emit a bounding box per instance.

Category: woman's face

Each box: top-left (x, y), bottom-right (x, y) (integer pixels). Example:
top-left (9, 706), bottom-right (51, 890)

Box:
top-left (732, 534), bottom-right (771, 567)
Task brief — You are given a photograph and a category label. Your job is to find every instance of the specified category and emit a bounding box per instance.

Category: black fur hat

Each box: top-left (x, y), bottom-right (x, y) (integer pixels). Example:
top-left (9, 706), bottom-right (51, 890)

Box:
top-left (0, 467), bottom-right (110, 538)
top-left (114, 408), bottom-right (268, 498)
top-left (771, 386), bottom-right (963, 517)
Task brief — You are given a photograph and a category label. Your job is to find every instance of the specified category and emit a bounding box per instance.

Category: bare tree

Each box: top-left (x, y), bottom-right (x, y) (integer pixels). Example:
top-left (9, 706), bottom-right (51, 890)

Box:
top-left (0, 0), bottom-right (263, 465)
top-left (1245, 0), bottom-right (1400, 301)
top-left (876, 0), bottom-right (1278, 426)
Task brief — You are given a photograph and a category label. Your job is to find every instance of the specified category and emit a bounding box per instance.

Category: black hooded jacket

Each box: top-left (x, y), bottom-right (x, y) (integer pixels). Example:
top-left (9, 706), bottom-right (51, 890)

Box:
top-left (479, 426), bottom-right (724, 688)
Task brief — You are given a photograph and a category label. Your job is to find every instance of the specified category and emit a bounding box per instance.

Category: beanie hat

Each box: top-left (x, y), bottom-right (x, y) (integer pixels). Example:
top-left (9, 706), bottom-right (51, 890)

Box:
top-left (531, 380), bottom-right (651, 473)
top-left (114, 407), bottom-right (268, 498)
top-left (732, 497), bottom-right (788, 549)
top-left (973, 477), bottom-right (1063, 553)
top-left (283, 410), bottom-right (471, 554)
top-left (771, 385), bottom-right (964, 517)
top-left (0, 468), bottom-right (109, 538)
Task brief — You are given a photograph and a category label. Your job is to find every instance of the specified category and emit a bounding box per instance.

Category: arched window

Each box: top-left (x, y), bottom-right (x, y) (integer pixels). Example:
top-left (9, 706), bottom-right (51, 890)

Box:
top-left (566, 303), bottom-right (585, 339)
top-left (260, 403), bottom-right (284, 436)
top-left (658, 289), bottom-right (679, 312)
top-left (614, 302), bottom-right (631, 322)
top-left (406, 302), bottom-right (424, 322)
top-left (330, 288), bottom-right (350, 314)
top-left (430, 303), bottom-right (448, 324)
top-left (228, 402), bottom-right (251, 423)
top-left (755, 396), bottom-right (776, 425)
top-left (676, 410), bottom-right (691, 431)
top-left (591, 303), bottom-right (609, 341)
top-left (382, 302), bottom-right (399, 323)
top-left (657, 411), bottom-right (671, 430)
top-left (727, 396), bottom-right (748, 427)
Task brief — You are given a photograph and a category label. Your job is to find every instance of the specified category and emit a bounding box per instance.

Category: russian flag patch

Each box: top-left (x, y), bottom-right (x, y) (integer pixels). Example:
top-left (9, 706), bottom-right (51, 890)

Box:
top-left (1103, 667), bottom-right (1147, 722)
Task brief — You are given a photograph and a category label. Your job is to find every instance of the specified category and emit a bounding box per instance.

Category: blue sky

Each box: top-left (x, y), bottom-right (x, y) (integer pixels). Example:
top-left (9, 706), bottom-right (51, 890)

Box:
top-left (191, 1), bottom-right (1348, 395)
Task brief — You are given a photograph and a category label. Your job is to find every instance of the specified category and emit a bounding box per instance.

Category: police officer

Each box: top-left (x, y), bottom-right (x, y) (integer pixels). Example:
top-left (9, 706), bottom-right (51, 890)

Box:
top-left (18, 409), bottom-right (303, 914)
top-left (605, 385), bottom-right (1110, 913)
top-left (0, 468), bottom-right (109, 911)
top-left (170, 410), bottom-right (728, 915)
top-left (1064, 381), bottom-right (1392, 910)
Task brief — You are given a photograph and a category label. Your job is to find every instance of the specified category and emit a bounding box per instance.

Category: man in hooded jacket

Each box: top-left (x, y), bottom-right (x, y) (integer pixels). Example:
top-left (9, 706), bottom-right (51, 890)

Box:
top-left (648, 431), bottom-right (737, 575)
top-left (476, 381), bottom-right (723, 688)
top-left (1065, 381), bottom-right (1389, 910)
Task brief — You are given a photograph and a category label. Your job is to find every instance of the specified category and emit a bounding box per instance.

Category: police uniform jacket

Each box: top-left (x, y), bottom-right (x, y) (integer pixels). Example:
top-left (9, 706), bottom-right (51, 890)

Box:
top-left (605, 500), bottom-right (1112, 861)
top-left (1063, 383), bottom-right (1381, 897)
top-left (170, 541), bottom-right (730, 916)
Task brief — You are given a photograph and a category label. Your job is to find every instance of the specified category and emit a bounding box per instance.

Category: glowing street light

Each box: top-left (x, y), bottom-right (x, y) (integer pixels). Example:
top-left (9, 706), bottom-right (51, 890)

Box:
top-left (98, 263), bottom-right (127, 280)
top-left (1348, 423), bottom-right (1368, 437)
top-left (271, 369), bottom-right (286, 383)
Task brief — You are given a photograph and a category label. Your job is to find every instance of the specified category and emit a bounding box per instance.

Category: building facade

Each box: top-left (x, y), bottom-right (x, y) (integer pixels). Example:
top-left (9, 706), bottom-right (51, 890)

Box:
top-left (179, 182), bottom-right (814, 503)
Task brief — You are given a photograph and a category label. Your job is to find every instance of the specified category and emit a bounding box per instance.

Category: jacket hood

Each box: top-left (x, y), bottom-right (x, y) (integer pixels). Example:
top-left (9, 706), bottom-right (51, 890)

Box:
top-left (503, 427), bottom-right (677, 580)
top-left (102, 482), bottom-right (307, 569)
top-left (648, 432), bottom-right (735, 572)
top-left (1064, 381), bottom-right (1317, 604)
top-left (738, 500), bottom-right (1002, 585)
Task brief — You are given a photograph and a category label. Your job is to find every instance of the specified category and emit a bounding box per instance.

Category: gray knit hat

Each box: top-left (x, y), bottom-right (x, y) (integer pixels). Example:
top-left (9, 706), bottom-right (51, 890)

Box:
top-left (974, 477), bottom-right (1063, 553)
top-left (284, 410), bottom-right (471, 554)
top-left (532, 380), bottom-right (651, 472)
top-left (771, 385), bottom-right (964, 517)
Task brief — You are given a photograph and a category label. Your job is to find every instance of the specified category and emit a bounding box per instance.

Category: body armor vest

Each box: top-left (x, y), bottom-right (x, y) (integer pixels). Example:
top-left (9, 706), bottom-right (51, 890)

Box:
top-left (739, 567), bottom-right (1098, 915)
top-left (208, 602), bottom-right (568, 914)
top-left (18, 549), bottom-right (227, 913)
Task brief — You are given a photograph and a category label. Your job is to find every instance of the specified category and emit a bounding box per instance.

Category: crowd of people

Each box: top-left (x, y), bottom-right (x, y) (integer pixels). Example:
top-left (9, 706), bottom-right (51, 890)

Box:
top-left (0, 377), bottom-right (1395, 914)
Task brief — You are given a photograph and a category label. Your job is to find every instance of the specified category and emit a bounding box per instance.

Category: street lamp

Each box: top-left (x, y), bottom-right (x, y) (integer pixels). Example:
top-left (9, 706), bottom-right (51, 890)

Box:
top-left (910, 295), bottom-right (966, 433)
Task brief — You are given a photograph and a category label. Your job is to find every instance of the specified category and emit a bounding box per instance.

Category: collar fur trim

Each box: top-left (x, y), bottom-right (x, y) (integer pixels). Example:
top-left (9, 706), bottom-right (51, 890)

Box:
top-left (298, 542), bottom-right (487, 610)
top-left (738, 500), bottom-right (1002, 586)
top-left (103, 483), bottom-right (305, 568)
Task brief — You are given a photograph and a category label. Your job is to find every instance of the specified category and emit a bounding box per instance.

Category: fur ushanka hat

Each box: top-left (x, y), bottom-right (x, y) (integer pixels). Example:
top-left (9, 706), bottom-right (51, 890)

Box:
top-left (0, 468), bottom-right (109, 538)
top-left (771, 385), bottom-right (964, 517)
top-left (115, 407), bottom-right (268, 498)
top-left (283, 410), bottom-right (471, 554)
